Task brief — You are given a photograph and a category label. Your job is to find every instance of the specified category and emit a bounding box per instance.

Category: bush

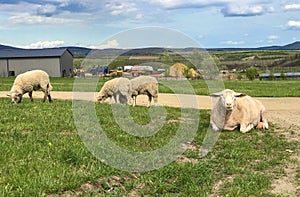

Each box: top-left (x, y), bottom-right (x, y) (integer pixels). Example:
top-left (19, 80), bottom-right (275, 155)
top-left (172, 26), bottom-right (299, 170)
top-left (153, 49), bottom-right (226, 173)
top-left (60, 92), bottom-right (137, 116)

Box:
top-left (246, 67), bottom-right (259, 80)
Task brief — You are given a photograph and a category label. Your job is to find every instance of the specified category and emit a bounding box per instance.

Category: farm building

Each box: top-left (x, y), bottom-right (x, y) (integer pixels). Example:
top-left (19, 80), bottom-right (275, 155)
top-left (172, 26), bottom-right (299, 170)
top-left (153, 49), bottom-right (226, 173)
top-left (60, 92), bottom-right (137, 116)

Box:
top-left (259, 72), bottom-right (300, 80)
top-left (0, 48), bottom-right (73, 77)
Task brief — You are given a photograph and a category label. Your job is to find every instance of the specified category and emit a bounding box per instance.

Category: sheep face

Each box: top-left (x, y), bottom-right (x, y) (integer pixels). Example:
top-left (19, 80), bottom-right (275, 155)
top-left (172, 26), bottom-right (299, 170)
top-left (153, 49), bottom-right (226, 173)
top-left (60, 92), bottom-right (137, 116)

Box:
top-left (8, 92), bottom-right (22, 104)
top-left (211, 89), bottom-right (246, 111)
top-left (96, 94), bottom-right (106, 103)
top-left (96, 91), bottom-right (112, 103)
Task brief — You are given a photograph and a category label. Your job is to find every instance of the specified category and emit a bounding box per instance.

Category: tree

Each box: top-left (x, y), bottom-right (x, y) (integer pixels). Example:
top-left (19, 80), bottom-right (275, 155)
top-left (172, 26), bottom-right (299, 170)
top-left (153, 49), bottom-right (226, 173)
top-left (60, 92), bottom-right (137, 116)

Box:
top-left (183, 67), bottom-right (192, 79)
top-left (280, 71), bottom-right (287, 80)
top-left (245, 66), bottom-right (259, 80)
top-left (161, 50), bottom-right (173, 66)
top-left (269, 71), bottom-right (275, 80)
top-left (189, 49), bottom-right (220, 80)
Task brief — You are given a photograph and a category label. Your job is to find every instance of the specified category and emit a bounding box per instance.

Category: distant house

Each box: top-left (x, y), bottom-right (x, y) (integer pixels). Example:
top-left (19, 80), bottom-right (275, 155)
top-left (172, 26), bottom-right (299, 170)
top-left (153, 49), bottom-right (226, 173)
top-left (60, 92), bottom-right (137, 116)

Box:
top-left (259, 72), bottom-right (300, 80)
top-left (0, 48), bottom-right (73, 77)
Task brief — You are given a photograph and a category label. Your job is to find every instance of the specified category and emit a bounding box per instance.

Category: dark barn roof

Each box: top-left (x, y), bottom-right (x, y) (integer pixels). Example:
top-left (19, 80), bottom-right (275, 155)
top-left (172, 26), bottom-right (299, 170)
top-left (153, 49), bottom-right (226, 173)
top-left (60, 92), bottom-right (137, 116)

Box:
top-left (0, 48), bottom-right (73, 59)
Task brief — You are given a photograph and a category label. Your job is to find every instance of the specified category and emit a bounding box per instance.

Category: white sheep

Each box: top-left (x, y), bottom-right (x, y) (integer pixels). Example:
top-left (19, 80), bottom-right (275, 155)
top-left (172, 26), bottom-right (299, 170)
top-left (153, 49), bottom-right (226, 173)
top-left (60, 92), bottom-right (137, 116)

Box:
top-left (7, 70), bottom-right (53, 104)
top-left (210, 89), bottom-right (268, 133)
top-left (130, 76), bottom-right (158, 107)
top-left (96, 77), bottom-right (132, 104)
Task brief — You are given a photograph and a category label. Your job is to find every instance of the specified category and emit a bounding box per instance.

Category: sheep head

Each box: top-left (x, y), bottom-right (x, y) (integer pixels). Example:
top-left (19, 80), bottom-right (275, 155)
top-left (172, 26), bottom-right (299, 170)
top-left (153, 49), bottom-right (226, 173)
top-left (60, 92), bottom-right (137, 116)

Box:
top-left (7, 92), bottom-right (22, 104)
top-left (210, 89), bottom-right (246, 111)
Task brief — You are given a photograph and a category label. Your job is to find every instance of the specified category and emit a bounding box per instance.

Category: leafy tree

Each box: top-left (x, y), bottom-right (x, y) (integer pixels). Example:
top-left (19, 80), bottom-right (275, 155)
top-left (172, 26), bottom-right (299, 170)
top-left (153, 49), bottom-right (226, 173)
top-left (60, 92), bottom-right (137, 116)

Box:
top-left (281, 71), bottom-right (287, 80)
top-left (245, 66), bottom-right (259, 80)
top-left (189, 49), bottom-right (220, 80)
top-left (269, 71), bottom-right (275, 80)
top-left (73, 58), bottom-right (84, 69)
top-left (183, 67), bottom-right (192, 79)
top-left (161, 50), bottom-right (173, 66)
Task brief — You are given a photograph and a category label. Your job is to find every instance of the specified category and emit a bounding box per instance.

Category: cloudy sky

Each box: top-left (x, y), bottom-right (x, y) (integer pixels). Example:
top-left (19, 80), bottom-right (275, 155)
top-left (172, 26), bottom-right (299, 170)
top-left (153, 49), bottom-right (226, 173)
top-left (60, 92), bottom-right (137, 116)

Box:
top-left (0, 0), bottom-right (299, 49)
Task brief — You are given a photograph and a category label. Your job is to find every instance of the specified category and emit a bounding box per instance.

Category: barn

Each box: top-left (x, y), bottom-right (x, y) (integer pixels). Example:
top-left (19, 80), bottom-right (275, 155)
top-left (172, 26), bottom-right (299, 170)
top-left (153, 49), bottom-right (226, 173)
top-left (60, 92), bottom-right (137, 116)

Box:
top-left (0, 48), bottom-right (73, 77)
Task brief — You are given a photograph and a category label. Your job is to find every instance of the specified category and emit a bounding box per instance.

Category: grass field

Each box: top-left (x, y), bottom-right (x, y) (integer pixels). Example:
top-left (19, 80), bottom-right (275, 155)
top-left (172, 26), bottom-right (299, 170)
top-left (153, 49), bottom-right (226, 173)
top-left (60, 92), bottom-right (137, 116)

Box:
top-left (0, 97), bottom-right (299, 196)
top-left (1, 77), bottom-right (300, 97)
top-left (1, 77), bottom-right (299, 195)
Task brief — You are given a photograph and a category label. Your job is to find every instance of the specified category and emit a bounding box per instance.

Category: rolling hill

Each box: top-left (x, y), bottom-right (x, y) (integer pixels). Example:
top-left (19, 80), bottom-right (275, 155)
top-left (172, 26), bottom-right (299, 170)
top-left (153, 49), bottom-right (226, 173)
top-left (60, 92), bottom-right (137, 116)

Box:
top-left (1, 41), bottom-right (300, 58)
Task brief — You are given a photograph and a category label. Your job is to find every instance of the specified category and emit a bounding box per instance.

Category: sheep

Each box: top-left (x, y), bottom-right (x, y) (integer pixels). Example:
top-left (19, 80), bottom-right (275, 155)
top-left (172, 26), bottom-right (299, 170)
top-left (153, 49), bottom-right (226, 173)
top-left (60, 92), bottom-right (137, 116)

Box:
top-left (96, 77), bottom-right (132, 104)
top-left (209, 89), bottom-right (268, 133)
top-left (130, 76), bottom-right (158, 107)
top-left (7, 70), bottom-right (53, 104)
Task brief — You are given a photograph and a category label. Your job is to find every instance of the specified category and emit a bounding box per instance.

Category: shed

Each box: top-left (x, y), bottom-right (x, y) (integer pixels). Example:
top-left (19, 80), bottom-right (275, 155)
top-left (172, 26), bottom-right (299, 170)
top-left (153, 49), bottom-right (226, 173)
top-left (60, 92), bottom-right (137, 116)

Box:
top-left (259, 72), bottom-right (300, 80)
top-left (0, 48), bottom-right (73, 77)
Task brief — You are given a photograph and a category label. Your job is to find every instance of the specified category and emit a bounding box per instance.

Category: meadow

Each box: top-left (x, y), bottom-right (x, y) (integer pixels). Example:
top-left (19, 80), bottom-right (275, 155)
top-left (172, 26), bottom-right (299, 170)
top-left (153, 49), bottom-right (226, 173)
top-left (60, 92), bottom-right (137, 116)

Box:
top-left (0, 77), bottom-right (299, 196)
top-left (1, 77), bottom-right (300, 97)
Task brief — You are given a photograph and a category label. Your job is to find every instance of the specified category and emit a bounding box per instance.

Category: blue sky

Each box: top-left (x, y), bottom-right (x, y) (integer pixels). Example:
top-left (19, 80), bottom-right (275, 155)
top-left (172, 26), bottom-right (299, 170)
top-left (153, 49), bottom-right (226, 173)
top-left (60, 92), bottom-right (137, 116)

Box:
top-left (0, 0), bottom-right (299, 49)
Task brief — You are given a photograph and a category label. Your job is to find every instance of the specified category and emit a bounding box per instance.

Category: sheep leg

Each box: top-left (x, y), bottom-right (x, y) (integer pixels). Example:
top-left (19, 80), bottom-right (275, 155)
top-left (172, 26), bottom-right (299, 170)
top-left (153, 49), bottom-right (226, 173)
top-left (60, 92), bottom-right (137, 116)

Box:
top-left (153, 95), bottom-right (158, 106)
top-left (48, 94), bottom-right (53, 103)
top-left (43, 91), bottom-right (48, 102)
top-left (111, 95), bottom-right (116, 104)
top-left (147, 94), bottom-right (152, 107)
top-left (260, 111), bottom-right (269, 129)
top-left (114, 93), bottom-right (120, 104)
top-left (240, 123), bottom-right (254, 133)
top-left (132, 96), bottom-right (136, 107)
top-left (28, 91), bottom-right (33, 102)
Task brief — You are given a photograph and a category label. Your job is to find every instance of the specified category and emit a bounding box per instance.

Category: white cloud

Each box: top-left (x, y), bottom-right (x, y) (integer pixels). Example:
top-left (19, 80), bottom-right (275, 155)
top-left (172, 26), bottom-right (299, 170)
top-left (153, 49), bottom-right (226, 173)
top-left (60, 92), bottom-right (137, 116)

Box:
top-left (221, 4), bottom-right (274, 17)
top-left (268, 35), bottom-right (279, 40)
top-left (91, 39), bottom-right (120, 49)
top-left (148, 0), bottom-right (231, 9)
top-left (18, 40), bottom-right (65, 49)
top-left (9, 13), bottom-right (80, 25)
top-left (221, 40), bottom-right (245, 45)
top-left (287, 20), bottom-right (300, 29)
top-left (267, 35), bottom-right (280, 43)
top-left (284, 4), bottom-right (300, 11)
top-left (46, 0), bottom-right (71, 7)
top-left (148, 0), bottom-right (275, 17)
top-left (37, 4), bottom-right (57, 15)
top-left (106, 2), bottom-right (138, 16)
top-left (135, 13), bottom-right (143, 19)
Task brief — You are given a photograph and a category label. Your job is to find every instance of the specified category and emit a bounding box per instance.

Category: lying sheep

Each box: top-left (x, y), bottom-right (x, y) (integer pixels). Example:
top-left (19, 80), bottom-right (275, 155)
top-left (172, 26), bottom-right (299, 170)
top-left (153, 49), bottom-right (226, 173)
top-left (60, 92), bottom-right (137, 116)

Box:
top-left (96, 77), bottom-right (132, 104)
top-left (210, 89), bottom-right (268, 133)
top-left (8, 70), bottom-right (53, 104)
top-left (130, 76), bottom-right (158, 107)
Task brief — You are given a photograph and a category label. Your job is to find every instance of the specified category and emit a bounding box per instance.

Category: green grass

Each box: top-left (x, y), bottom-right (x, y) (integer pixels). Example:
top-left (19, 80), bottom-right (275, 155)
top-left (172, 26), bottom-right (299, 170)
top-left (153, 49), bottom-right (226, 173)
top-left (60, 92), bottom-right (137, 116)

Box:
top-left (1, 77), bottom-right (300, 97)
top-left (0, 98), bottom-right (298, 196)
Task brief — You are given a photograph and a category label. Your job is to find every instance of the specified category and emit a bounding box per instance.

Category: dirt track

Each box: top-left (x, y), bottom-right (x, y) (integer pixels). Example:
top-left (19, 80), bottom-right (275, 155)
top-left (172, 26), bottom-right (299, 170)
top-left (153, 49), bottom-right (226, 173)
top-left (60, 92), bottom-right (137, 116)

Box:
top-left (1, 91), bottom-right (300, 129)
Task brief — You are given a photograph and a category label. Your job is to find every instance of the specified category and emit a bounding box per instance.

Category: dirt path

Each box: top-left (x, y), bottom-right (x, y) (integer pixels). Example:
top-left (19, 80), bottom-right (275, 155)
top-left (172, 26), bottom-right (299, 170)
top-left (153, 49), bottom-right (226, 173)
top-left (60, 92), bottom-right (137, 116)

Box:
top-left (1, 91), bottom-right (299, 195)
top-left (1, 91), bottom-right (300, 127)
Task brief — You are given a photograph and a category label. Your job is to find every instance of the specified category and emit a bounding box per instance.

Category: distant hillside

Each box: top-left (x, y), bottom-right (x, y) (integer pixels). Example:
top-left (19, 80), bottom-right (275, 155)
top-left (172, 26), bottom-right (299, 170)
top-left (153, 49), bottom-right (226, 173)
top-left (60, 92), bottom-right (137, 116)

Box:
top-left (59, 46), bottom-right (91, 57)
top-left (1, 41), bottom-right (299, 58)
top-left (257, 41), bottom-right (300, 50)
top-left (280, 41), bottom-right (300, 50)
top-left (0, 44), bottom-right (20, 50)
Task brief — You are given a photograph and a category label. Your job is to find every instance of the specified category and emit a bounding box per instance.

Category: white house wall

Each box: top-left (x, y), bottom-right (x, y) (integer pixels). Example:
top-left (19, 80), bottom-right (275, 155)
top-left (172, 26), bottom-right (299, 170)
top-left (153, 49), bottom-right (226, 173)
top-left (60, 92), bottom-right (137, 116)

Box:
top-left (60, 51), bottom-right (73, 77)
top-left (0, 59), bottom-right (8, 77)
top-left (8, 58), bottom-right (61, 77)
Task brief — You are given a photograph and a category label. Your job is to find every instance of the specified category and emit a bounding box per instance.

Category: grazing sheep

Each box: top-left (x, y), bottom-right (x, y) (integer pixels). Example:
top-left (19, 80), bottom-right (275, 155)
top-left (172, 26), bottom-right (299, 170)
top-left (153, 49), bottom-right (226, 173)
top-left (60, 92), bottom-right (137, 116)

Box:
top-left (210, 89), bottom-right (268, 133)
top-left (130, 76), bottom-right (158, 107)
top-left (8, 70), bottom-right (53, 104)
top-left (96, 77), bottom-right (132, 104)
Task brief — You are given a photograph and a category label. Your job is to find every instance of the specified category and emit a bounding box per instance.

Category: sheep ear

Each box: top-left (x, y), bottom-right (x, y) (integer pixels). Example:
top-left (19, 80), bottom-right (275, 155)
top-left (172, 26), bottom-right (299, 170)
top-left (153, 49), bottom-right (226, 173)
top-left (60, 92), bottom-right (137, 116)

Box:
top-left (210, 91), bottom-right (223, 97)
top-left (7, 93), bottom-right (11, 97)
top-left (107, 91), bottom-right (113, 96)
top-left (234, 93), bottom-right (247, 97)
